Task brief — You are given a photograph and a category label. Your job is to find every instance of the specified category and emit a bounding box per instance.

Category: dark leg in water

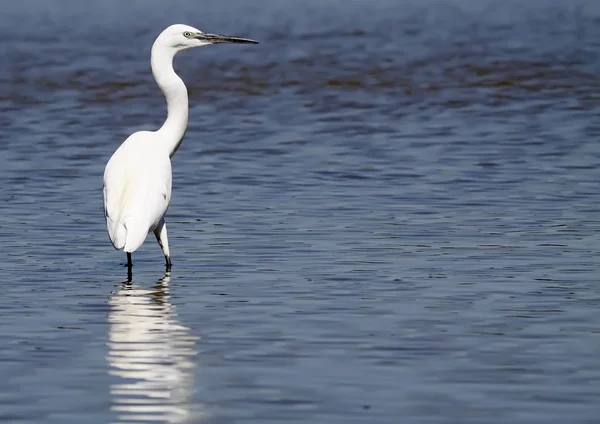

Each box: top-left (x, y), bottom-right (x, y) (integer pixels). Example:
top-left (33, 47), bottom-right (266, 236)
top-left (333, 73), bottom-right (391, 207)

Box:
top-left (126, 252), bottom-right (133, 281)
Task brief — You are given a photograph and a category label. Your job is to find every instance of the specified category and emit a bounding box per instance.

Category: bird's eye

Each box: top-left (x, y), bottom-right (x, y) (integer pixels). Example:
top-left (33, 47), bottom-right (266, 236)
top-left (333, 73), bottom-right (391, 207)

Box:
top-left (183, 31), bottom-right (192, 38)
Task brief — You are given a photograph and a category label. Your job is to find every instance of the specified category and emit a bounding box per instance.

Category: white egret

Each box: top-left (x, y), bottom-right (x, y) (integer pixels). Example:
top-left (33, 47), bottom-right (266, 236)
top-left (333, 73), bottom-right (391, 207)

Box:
top-left (103, 24), bottom-right (258, 271)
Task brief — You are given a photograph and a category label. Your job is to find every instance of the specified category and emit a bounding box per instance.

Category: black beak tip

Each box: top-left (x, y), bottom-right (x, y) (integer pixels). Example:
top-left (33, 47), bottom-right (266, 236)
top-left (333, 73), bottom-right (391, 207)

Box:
top-left (232, 37), bottom-right (259, 45)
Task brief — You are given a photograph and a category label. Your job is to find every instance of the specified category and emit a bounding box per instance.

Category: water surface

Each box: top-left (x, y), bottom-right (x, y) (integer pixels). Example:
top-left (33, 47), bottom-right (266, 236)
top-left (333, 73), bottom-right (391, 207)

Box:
top-left (1, 0), bottom-right (600, 422)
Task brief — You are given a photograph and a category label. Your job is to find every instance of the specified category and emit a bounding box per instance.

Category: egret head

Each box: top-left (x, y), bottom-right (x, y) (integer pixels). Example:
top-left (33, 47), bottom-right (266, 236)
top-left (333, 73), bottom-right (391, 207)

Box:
top-left (156, 24), bottom-right (258, 53)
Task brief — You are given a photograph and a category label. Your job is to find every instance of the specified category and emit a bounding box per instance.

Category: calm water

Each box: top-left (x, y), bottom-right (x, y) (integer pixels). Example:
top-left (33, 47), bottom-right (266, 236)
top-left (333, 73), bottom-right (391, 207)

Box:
top-left (1, 0), bottom-right (600, 422)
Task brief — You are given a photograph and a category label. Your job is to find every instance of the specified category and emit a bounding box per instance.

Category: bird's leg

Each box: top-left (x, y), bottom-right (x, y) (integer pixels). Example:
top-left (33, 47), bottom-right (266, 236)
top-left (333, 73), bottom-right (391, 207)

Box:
top-left (126, 252), bottom-right (133, 281)
top-left (154, 218), bottom-right (172, 271)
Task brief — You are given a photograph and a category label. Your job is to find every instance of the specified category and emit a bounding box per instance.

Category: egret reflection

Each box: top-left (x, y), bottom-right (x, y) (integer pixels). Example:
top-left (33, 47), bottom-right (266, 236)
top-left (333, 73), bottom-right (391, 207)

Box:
top-left (107, 273), bottom-right (201, 423)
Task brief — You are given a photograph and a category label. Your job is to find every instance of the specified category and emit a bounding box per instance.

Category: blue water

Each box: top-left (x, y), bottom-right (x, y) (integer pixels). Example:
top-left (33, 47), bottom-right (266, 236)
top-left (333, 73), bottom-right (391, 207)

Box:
top-left (1, 0), bottom-right (600, 422)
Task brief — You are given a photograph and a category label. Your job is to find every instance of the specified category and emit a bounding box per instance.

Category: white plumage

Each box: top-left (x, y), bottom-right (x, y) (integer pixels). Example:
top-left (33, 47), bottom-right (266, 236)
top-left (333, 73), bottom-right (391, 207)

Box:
top-left (104, 131), bottom-right (172, 252)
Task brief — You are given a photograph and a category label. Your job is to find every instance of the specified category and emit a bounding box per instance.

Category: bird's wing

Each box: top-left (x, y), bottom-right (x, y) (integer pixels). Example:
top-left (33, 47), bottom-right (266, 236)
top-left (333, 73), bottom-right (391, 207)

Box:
top-left (103, 137), bottom-right (172, 252)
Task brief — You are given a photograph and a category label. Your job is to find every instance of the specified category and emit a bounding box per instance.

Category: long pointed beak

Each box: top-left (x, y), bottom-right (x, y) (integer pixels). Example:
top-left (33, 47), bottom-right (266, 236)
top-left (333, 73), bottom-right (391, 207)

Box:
top-left (195, 33), bottom-right (259, 44)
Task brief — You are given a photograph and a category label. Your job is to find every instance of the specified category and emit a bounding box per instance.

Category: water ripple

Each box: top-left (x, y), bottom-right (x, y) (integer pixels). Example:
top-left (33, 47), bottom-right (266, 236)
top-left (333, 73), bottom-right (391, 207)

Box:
top-left (1, 0), bottom-right (600, 423)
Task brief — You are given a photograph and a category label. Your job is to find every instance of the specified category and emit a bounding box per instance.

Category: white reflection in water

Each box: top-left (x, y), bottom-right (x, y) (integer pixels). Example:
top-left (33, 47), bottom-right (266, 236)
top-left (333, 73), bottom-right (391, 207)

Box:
top-left (107, 273), bottom-right (202, 423)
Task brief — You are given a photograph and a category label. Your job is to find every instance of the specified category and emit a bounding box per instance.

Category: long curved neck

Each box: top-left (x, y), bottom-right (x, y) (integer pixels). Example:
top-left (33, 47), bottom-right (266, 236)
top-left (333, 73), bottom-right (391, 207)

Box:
top-left (151, 45), bottom-right (188, 158)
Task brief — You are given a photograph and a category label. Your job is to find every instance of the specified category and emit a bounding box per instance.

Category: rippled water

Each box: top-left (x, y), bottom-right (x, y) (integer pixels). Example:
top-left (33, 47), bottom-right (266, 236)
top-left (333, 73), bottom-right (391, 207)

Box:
top-left (1, 0), bottom-right (600, 422)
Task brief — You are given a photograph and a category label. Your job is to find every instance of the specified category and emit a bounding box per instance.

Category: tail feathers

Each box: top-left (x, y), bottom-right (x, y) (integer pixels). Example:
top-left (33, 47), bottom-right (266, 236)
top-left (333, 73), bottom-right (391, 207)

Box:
top-left (107, 218), bottom-right (127, 250)
top-left (123, 216), bottom-right (150, 253)
top-left (107, 216), bottom-right (149, 252)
